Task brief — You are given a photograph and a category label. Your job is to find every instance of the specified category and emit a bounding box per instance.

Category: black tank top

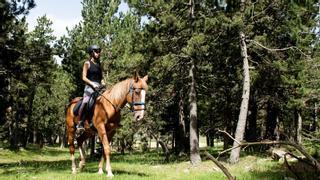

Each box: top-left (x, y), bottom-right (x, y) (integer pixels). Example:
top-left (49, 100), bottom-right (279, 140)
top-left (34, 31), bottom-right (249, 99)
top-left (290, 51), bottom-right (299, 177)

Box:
top-left (86, 60), bottom-right (102, 83)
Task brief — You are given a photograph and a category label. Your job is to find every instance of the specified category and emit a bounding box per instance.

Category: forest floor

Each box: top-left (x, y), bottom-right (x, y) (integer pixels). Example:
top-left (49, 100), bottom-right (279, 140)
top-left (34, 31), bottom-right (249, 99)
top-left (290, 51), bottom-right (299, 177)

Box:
top-left (0, 145), bottom-right (318, 180)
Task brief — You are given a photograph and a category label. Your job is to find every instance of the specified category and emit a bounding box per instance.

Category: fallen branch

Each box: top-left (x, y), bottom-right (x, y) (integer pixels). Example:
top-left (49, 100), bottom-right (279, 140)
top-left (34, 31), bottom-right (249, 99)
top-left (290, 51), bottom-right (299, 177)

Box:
top-left (284, 152), bottom-right (310, 180)
top-left (217, 129), bottom-right (241, 145)
top-left (217, 129), bottom-right (320, 172)
top-left (205, 151), bottom-right (236, 180)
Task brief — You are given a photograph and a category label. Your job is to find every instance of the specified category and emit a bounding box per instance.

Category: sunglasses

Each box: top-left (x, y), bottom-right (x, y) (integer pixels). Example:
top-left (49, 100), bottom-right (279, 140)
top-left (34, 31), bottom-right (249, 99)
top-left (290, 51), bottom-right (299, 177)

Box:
top-left (93, 49), bottom-right (101, 53)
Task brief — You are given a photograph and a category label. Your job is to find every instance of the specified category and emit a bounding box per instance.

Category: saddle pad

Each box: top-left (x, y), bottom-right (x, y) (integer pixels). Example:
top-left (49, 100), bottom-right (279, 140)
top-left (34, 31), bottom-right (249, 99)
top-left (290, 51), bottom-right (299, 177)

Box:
top-left (73, 99), bottom-right (83, 116)
top-left (73, 92), bottom-right (99, 121)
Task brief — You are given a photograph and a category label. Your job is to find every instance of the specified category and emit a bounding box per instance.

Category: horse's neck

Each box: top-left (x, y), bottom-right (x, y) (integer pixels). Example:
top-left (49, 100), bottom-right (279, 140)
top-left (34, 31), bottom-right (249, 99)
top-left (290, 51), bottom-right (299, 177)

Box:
top-left (103, 79), bottom-right (131, 108)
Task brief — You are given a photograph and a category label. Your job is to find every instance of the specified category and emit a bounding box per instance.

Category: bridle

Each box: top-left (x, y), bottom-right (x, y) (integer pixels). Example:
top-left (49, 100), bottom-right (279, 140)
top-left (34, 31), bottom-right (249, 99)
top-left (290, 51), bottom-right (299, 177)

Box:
top-left (129, 80), bottom-right (146, 112)
top-left (97, 80), bottom-right (146, 112)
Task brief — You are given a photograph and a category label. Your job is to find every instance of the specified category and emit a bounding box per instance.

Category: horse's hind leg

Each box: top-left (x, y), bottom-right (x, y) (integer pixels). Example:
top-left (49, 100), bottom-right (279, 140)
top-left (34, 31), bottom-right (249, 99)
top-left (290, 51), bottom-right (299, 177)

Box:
top-left (78, 143), bottom-right (86, 171)
top-left (77, 131), bottom-right (92, 171)
top-left (67, 125), bottom-right (77, 174)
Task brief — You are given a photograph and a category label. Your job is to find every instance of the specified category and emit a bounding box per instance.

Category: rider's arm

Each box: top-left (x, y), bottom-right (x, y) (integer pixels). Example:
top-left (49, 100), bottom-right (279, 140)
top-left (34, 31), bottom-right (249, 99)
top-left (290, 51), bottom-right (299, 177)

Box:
top-left (100, 62), bottom-right (105, 86)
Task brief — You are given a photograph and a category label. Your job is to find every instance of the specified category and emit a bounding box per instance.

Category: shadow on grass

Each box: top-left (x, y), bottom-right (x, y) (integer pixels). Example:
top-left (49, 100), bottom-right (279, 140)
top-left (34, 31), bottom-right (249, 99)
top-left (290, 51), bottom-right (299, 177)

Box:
top-left (0, 159), bottom-right (149, 177)
top-left (239, 163), bottom-right (319, 180)
top-left (88, 150), bottom-right (191, 165)
top-left (83, 167), bottom-right (149, 177)
top-left (0, 159), bottom-right (70, 175)
top-left (244, 169), bottom-right (289, 180)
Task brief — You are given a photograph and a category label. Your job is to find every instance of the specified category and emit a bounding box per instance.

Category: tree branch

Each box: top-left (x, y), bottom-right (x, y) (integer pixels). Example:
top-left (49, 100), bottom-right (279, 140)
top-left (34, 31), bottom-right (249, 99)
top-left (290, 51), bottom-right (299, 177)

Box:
top-left (283, 152), bottom-right (316, 180)
top-left (217, 129), bottom-right (320, 171)
top-left (205, 151), bottom-right (236, 180)
top-left (217, 129), bottom-right (241, 145)
top-left (248, 39), bottom-right (311, 60)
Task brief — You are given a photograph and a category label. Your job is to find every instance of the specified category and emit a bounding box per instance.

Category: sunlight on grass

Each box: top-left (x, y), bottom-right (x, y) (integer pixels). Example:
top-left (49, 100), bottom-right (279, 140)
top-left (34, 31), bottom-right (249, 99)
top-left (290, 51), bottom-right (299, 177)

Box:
top-left (0, 146), bottom-right (300, 179)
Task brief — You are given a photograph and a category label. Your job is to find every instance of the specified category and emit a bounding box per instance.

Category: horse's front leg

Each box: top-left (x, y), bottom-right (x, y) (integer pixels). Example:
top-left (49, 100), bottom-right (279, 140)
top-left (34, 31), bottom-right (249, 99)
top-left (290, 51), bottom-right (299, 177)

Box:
top-left (97, 123), bottom-right (113, 177)
top-left (98, 150), bottom-right (105, 175)
top-left (98, 129), bottom-right (116, 175)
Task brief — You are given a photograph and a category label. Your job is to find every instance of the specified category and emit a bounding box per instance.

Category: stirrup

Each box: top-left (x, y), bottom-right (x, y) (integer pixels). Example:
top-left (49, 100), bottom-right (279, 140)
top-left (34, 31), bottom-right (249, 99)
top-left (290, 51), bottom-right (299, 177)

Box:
top-left (76, 123), bottom-right (85, 135)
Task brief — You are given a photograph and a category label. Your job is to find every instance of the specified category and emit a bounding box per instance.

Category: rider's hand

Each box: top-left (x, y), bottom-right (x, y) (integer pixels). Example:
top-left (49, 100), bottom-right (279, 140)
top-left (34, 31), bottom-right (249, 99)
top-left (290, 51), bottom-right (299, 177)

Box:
top-left (91, 83), bottom-right (99, 90)
top-left (101, 80), bottom-right (106, 86)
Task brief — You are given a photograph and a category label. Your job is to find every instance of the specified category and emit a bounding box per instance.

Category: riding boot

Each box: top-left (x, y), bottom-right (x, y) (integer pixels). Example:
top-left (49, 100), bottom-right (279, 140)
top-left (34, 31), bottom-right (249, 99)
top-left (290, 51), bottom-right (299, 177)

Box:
top-left (76, 117), bottom-right (85, 134)
top-left (76, 103), bottom-right (87, 134)
top-left (76, 116), bottom-right (85, 134)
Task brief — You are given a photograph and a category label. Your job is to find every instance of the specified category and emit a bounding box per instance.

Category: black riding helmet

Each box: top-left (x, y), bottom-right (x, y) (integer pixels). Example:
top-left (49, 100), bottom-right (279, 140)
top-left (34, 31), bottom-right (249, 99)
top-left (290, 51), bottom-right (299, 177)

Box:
top-left (87, 44), bottom-right (101, 54)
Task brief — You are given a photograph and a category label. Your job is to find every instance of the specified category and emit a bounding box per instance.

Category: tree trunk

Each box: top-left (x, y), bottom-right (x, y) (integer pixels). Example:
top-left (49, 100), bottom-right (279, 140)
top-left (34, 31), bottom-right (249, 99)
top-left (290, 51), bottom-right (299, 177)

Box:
top-left (59, 134), bottom-right (65, 148)
top-left (189, 58), bottom-right (201, 165)
top-left (223, 97), bottom-right (232, 150)
top-left (246, 91), bottom-right (257, 142)
top-left (25, 87), bottom-right (36, 147)
top-left (21, 127), bottom-right (28, 148)
top-left (11, 105), bottom-right (21, 148)
top-left (172, 130), bottom-right (175, 150)
top-left (207, 132), bottom-right (215, 147)
top-left (313, 102), bottom-right (318, 132)
top-left (229, 31), bottom-right (250, 164)
top-left (119, 138), bottom-right (125, 154)
top-left (33, 129), bottom-right (37, 144)
top-left (63, 126), bottom-right (68, 147)
top-left (275, 116), bottom-right (280, 145)
top-left (175, 92), bottom-right (187, 155)
top-left (158, 139), bottom-right (169, 162)
top-left (265, 102), bottom-right (278, 140)
top-left (296, 111), bottom-right (302, 144)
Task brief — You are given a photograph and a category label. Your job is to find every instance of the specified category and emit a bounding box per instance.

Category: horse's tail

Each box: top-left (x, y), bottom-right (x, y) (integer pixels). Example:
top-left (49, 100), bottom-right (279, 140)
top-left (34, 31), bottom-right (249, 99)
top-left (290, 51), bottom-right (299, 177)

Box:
top-left (64, 103), bottom-right (70, 115)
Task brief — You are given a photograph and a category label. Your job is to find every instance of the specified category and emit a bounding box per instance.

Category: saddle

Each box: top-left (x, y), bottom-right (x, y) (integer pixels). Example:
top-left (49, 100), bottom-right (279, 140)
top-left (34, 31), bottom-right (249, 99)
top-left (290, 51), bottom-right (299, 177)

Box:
top-left (73, 91), bottom-right (100, 124)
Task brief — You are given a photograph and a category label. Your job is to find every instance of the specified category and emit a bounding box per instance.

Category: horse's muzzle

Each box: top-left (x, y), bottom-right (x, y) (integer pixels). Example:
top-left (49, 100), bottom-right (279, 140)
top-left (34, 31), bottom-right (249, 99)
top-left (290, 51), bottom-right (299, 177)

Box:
top-left (134, 111), bottom-right (145, 121)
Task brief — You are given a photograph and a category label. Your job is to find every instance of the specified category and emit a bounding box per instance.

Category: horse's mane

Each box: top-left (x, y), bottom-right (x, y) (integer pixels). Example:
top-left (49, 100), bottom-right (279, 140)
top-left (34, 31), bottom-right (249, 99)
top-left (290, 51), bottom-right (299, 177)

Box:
top-left (103, 78), bottom-right (132, 101)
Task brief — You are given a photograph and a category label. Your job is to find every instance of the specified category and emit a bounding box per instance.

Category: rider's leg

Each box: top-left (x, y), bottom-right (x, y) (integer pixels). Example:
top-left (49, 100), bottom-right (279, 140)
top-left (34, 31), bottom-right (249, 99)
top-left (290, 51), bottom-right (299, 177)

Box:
top-left (76, 95), bottom-right (90, 130)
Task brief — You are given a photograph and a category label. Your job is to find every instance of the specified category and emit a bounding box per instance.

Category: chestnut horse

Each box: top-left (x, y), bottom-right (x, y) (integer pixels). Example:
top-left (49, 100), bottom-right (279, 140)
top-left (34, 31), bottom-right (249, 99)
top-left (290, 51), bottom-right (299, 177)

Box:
top-left (65, 73), bottom-right (148, 177)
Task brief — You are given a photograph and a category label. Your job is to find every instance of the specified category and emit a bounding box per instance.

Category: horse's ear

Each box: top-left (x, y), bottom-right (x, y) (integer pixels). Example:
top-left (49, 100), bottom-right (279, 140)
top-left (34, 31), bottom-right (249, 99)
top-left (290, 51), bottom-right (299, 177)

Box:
top-left (142, 75), bottom-right (148, 82)
top-left (134, 71), bottom-right (139, 82)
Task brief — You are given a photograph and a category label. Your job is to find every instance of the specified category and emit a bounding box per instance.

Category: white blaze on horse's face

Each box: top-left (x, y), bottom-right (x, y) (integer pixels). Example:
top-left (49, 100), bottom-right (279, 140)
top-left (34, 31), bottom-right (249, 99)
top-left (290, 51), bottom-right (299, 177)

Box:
top-left (133, 89), bottom-right (146, 121)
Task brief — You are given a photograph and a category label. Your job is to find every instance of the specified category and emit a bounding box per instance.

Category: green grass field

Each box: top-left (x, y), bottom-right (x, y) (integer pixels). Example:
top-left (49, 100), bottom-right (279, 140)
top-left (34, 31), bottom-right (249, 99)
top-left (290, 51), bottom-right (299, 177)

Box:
top-left (0, 145), bottom-right (313, 180)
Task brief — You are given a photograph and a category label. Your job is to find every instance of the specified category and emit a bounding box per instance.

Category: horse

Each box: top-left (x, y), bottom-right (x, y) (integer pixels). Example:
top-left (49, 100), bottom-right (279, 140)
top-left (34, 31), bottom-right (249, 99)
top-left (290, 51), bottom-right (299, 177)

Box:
top-left (65, 73), bottom-right (148, 177)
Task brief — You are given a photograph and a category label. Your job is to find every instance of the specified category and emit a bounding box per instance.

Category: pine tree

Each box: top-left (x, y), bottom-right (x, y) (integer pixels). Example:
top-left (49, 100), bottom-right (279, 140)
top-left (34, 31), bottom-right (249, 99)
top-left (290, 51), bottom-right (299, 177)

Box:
top-left (0, 0), bottom-right (35, 146)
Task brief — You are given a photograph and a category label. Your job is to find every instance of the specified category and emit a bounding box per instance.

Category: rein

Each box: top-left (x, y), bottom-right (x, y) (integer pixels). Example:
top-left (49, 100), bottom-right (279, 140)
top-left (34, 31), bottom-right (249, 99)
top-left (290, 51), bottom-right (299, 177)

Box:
top-left (95, 80), bottom-right (146, 113)
top-left (99, 92), bottom-right (122, 112)
top-left (93, 87), bottom-right (122, 112)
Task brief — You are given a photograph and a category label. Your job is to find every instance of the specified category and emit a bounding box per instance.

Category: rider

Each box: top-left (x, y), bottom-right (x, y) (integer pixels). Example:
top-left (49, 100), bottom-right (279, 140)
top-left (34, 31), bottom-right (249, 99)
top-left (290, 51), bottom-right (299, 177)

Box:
top-left (76, 44), bottom-right (105, 132)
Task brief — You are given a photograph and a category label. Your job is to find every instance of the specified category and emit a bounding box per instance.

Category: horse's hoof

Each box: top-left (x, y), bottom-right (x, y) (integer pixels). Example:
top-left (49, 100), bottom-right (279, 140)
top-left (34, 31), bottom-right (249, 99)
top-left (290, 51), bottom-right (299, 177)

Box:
top-left (79, 164), bottom-right (85, 171)
top-left (98, 169), bottom-right (103, 175)
top-left (72, 170), bottom-right (77, 174)
top-left (107, 173), bottom-right (114, 177)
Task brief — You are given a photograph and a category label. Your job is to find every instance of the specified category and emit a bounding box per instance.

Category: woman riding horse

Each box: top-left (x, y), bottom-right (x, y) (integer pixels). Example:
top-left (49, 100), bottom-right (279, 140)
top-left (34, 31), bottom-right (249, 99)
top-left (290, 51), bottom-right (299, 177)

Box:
top-left (65, 72), bottom-right (148, 177)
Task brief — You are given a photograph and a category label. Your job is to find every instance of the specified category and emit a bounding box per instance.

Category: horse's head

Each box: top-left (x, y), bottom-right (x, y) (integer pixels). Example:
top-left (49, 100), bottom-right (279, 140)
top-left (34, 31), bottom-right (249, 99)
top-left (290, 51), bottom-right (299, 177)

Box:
top-left (127, 72), bottom-right (148, 121)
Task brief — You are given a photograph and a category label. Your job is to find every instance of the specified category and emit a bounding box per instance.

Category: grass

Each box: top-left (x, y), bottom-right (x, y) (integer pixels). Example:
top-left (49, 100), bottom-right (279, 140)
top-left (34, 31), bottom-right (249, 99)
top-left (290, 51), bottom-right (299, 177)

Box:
top-left (0, 145), bottom-right (313, 180)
